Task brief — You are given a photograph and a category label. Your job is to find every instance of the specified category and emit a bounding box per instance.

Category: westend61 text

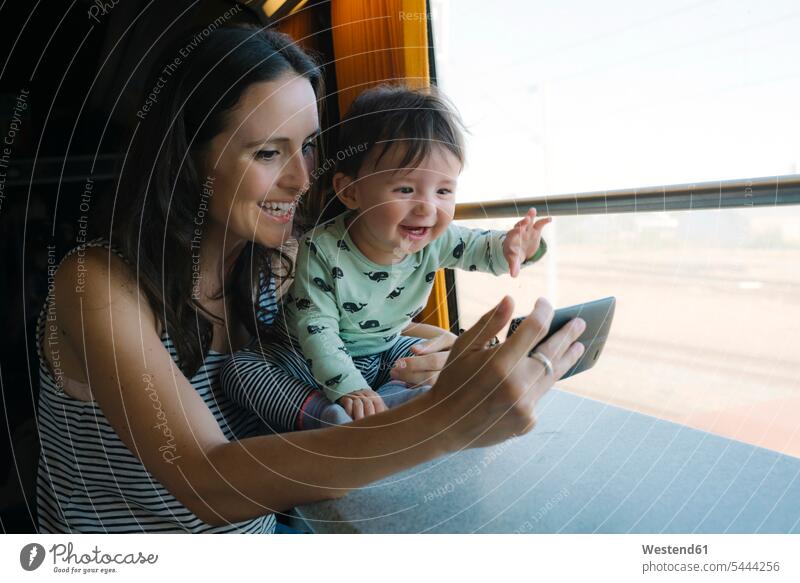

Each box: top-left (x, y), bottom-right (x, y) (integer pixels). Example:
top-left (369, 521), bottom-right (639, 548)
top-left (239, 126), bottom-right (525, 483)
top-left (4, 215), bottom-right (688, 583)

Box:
top-left (642, 544), bottom-right (708, 555)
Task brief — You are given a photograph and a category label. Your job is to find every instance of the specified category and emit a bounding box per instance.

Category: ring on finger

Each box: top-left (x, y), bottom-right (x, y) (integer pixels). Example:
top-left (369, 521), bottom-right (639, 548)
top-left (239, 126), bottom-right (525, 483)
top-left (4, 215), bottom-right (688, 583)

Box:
top-left (530, 351), bottom-right (554, 377)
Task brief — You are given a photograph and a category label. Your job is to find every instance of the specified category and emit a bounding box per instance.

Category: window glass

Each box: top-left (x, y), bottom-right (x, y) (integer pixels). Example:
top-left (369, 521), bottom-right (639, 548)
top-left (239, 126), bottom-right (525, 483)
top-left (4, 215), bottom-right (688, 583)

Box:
top-left (431, 0), bottom-right (800, 456)
top-left (454, 212), bottom-right (800, 458)
top-left (431, 0), bottom-right (800, 200)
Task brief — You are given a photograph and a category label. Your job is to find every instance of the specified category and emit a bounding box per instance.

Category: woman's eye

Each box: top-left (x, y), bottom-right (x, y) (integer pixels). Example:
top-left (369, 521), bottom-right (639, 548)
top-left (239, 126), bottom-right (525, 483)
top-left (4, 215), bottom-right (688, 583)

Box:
top-left (302, 141), bottom-right (317, 155)
top-left (394, 186), bottom-right (414, 194)
top-left (255, 149), bottom-right (279, 161)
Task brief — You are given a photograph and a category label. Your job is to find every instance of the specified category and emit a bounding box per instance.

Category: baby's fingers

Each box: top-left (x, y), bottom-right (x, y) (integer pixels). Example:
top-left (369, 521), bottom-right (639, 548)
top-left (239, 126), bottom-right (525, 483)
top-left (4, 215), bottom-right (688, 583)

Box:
top-left (350, 398), bottom-right (365, 420)
top-left (362, 397), bottom-right (376, 417)
top-left (340, 398), bottom-right (354, 417)
top-left (519, 207), bottom-right (537, 227)
top-left (532, 217), bottom-right (552, 232)
top-left (372, 395), bottom-right (387, 414)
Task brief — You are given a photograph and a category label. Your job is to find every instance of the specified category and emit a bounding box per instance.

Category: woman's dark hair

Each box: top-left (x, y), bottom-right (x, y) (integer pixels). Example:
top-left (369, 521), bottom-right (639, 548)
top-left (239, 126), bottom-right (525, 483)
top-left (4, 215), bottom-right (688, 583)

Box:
top-left (334, 84), bottom-right (466, 178)
top-left (113, 25), bottom-right (322, 376)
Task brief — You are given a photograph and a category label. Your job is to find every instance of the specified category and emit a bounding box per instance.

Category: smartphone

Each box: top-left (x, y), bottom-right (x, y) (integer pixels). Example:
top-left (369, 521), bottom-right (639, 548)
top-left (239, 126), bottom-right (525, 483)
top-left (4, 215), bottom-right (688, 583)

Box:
top-left (507, 296), bottom-right (616, 379)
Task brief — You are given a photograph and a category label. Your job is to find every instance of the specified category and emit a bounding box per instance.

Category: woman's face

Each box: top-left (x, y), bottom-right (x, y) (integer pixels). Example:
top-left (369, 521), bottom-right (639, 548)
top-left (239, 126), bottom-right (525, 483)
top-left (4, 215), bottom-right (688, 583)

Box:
top-left (202, 73), bottom-right (320, 249)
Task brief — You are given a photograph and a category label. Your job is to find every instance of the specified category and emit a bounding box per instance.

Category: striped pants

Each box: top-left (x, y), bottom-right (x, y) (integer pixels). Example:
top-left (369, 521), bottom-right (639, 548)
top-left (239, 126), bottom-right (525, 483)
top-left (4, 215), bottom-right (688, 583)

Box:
top-left (221, 334), bottom-right (424, 433)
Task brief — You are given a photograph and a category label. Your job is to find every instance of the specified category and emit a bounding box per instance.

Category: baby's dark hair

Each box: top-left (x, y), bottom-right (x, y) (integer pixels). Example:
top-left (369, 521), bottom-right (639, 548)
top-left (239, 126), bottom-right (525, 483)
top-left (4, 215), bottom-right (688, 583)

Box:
top-left (335, 85), bottom-right (466, 177)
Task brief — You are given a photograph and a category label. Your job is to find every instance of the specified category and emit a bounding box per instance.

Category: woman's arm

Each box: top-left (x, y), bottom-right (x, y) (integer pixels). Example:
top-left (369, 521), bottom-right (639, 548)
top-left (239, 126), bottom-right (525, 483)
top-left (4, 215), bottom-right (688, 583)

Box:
top-left (55, 250), bottom-right (451, 524)
top-left (56, 249), bottom-right (584, 526)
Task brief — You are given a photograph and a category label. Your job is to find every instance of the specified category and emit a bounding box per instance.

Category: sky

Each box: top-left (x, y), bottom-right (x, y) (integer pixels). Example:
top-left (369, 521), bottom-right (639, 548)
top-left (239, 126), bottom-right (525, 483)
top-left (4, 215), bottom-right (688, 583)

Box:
top-left (430, 0), bottom-right (800, 203)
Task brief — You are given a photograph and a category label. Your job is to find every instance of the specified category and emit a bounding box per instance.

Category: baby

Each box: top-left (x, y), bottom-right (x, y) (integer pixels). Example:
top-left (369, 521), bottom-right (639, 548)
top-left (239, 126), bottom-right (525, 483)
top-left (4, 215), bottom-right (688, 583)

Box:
top-left (223, 85), bottom-right (550, 429)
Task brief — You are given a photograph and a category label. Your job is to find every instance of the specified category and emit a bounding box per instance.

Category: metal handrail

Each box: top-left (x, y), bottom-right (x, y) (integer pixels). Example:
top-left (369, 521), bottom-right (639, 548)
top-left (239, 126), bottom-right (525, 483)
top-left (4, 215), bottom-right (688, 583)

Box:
top-left (455, 174), bottom-right (800, 219)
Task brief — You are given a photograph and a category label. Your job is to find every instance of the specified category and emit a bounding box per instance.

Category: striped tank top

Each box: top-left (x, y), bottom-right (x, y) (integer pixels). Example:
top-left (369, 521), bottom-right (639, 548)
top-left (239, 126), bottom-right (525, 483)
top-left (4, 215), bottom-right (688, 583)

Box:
top-left (35, 239), bottom-right (277, 533)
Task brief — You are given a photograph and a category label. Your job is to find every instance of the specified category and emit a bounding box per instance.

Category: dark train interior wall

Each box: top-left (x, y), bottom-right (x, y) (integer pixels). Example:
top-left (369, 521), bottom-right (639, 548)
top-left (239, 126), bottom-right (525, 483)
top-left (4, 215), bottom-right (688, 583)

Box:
top-left (0, 0), bottom-right (338, 533)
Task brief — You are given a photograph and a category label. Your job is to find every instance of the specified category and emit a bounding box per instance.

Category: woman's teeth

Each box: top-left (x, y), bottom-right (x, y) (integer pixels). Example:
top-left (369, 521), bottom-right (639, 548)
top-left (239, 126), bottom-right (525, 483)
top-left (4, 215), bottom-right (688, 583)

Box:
top-left (258, 201), bottom-right (294, 216)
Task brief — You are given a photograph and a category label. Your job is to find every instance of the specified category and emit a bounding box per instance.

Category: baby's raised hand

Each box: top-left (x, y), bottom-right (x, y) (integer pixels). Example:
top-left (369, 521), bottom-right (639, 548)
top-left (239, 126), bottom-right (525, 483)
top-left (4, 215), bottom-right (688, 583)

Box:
top-left (502, 207), bottom-right (552, 277)
top-left (338, 389), bottom-right (387, 420)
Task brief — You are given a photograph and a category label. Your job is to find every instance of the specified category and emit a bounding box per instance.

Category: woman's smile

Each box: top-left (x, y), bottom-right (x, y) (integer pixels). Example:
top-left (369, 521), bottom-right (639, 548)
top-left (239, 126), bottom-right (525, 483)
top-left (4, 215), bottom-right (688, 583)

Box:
top-left (258, 199), bottom-right (297, 224)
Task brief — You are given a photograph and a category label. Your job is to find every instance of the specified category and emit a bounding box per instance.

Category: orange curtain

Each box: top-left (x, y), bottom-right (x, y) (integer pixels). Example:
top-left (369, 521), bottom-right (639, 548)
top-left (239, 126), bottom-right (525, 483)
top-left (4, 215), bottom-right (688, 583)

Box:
top-left (275, 5), bottom-right (319, 52)
top-left (331, 0), bottom-right (430, 113)
top-left (330, 0), bottom-right (449, 329)
top-left (416, 270), bottom-right (450, 328)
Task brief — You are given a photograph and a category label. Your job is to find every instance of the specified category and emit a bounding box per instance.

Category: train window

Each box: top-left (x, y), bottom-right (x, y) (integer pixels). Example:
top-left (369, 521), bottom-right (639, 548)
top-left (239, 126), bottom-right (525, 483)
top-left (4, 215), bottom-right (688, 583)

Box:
top-left (431, 0), bottom-right (800, 196)
top-left (431, 0), bottom-right (800, 457)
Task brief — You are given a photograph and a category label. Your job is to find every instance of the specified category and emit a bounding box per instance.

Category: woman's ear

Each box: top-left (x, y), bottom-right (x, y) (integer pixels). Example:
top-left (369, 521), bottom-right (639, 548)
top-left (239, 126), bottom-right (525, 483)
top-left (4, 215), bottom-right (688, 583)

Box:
top-left (333, 172), bottom-right (359, 210)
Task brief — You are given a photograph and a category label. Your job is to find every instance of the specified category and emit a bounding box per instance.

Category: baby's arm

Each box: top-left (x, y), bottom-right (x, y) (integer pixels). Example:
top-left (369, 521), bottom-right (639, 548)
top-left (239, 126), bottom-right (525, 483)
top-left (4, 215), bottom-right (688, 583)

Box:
top-left (291, 237), bottom-right (373, 403)
top-left (436, 208), bottom-right (549, 276)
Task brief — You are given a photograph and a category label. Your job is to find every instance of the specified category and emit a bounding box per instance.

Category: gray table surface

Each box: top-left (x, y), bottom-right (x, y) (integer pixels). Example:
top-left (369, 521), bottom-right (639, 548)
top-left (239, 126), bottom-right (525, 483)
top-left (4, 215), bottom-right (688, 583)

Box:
top-left (295, 389), bottom-right (800, 533)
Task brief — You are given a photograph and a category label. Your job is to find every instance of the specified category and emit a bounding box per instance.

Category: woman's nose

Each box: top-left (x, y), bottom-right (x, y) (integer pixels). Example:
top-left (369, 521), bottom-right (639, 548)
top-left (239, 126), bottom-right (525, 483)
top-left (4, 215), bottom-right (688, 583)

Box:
top-left (279, 149), bottom-right (310, 194)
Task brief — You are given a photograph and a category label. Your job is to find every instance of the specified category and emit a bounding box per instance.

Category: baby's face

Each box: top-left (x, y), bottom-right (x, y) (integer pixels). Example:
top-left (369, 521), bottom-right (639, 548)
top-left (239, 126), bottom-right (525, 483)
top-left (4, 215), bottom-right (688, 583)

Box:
top-left (338, 144), bottom-right (460, 264)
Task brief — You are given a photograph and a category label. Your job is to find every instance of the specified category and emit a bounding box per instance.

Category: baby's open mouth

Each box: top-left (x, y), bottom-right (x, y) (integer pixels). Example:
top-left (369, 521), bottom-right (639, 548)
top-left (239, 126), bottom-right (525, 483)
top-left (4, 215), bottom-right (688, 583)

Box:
top-left (399, 225), bottom-right (431, 240)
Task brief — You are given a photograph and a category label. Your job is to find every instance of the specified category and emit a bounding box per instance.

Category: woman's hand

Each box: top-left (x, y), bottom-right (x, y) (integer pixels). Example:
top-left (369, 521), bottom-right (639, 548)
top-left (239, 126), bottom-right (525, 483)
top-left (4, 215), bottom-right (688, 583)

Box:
top-left (338, 389), bottom-right (387, 420)
top-left (390, 330), bottom-right (457, 387)
top-left (429, 295), bottom-right (585, 450)
top-left (503, 207), bottom-right (552, 277)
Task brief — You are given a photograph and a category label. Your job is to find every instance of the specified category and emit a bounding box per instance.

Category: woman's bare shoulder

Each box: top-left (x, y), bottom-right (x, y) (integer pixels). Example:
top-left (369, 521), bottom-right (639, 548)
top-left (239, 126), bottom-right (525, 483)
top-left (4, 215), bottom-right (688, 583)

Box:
top-left (53, 245), bottom-right (157, 334)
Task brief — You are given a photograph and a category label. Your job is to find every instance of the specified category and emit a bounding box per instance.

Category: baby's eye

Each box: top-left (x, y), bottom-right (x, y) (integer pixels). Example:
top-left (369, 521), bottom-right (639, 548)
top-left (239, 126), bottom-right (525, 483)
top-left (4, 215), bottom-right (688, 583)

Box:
top-left (394, 186), bottom-right (414, 194)
top-left (437, 189), bottom-right (454, 196)
top-left (255, 149), bottom-right (279, 161)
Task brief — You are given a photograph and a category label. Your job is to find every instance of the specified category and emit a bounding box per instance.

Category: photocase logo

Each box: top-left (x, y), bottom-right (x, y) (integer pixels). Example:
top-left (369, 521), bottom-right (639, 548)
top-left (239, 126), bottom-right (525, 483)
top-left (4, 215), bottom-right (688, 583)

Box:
top-left (20, 543), bottom-right (46, 571)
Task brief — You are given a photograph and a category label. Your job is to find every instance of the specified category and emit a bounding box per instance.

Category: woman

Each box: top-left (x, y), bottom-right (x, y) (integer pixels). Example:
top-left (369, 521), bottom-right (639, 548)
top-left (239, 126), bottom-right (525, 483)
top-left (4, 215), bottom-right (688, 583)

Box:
top-left (36, 26), bottom-right (586, 533)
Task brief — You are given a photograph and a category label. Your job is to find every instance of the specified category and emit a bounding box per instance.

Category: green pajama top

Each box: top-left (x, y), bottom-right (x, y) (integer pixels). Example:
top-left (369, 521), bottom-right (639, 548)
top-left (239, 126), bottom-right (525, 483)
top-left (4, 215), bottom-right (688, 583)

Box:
top-left (283, 211), bottom-right (547, 402)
